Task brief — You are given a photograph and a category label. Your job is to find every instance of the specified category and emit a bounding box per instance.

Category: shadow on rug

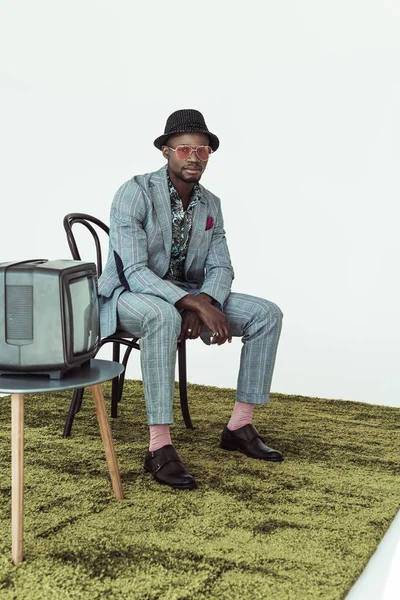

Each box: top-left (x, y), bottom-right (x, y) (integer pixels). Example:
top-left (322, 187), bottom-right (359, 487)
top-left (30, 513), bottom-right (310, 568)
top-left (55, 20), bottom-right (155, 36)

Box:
top-left (0, 381), bottom-right (399, 599)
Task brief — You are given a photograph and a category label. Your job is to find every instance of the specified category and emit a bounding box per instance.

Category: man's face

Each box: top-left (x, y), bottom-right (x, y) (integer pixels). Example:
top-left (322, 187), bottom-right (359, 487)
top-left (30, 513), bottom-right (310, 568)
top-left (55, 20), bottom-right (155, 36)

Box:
top-left (162, 132), bottom-right (210, 184)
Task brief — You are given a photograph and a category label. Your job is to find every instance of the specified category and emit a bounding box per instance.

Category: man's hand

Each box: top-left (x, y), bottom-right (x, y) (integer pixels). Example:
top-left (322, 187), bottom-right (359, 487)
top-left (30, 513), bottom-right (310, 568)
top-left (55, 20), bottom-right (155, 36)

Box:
top-left (198, 303), bottom-right (232, 345)
top-left (178, 311), bottom-right (203, 342)
top-left (175, 294), bottom-right (232, 345)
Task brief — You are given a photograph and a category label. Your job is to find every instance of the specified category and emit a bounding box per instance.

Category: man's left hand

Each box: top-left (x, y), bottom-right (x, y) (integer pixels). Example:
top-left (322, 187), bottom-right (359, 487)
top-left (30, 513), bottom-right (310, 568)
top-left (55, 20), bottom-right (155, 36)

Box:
top-left (178, 310), bottom-right (203, 341)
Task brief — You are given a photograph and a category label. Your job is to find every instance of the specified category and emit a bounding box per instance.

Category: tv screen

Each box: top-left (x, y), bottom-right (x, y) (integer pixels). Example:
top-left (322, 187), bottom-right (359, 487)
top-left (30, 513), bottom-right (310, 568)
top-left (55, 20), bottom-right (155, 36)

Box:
top-left (70, 277), bottom-right (95, 354)
top-left (0, 259), bottom-right (100, 378)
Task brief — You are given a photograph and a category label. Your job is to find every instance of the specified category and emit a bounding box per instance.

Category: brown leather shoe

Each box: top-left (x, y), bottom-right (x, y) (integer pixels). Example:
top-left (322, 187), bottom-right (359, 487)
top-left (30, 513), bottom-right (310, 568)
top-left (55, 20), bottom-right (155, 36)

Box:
top-left (220, 424), bottom-right (283, 461)
top-left (144, 445), bottom-right (197, 490)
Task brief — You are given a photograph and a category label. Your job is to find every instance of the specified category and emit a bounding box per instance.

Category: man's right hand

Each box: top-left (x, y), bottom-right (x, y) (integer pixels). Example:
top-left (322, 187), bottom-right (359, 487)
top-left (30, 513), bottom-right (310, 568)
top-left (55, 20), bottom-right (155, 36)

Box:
top-left (175, 294), bottom-right (232, 345)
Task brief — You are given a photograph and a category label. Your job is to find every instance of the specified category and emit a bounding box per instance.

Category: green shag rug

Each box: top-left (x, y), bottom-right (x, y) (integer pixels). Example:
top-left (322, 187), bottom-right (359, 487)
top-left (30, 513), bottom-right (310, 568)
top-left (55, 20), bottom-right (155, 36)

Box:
top-left (0, 381), bottom-right (399, 600)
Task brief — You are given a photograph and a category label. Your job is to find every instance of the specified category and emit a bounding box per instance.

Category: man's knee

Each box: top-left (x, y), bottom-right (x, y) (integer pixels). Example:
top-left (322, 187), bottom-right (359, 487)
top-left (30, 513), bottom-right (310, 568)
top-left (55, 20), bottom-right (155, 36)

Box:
top-left (145, 301), bottom-right (182, 336)
top-left (253, 298), bottom-right (283, 325)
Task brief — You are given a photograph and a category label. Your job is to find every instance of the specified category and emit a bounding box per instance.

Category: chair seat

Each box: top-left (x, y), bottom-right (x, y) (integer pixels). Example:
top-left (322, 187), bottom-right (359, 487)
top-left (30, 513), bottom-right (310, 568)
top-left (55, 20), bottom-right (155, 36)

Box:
top-left (99, 331), bottom-right (140, 353)
top-left (106, 329), bottom-right (139, 340)
top-left (117, 329), bottom-right (138, 338)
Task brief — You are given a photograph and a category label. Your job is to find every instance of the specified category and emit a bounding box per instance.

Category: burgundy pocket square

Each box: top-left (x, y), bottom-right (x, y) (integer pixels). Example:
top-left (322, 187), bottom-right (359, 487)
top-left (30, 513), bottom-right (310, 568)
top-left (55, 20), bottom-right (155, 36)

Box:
top-left (205, 216), bottom-right (214, 230)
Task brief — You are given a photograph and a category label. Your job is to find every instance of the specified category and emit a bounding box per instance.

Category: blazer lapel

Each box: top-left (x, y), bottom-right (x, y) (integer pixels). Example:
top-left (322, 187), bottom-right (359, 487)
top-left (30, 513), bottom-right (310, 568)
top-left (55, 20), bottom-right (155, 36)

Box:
top-left (148, 166), bottom-right (208, 276)
top-left (149, 166), bottom-right (173, 258)
top-left (185, 197), bottom-right (207, 275)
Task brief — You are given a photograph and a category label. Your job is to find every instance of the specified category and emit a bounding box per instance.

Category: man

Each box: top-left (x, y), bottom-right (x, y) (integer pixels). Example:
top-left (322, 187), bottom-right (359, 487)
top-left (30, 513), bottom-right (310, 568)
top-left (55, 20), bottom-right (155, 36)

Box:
top-left (98, 109), bottom-right (283, 490)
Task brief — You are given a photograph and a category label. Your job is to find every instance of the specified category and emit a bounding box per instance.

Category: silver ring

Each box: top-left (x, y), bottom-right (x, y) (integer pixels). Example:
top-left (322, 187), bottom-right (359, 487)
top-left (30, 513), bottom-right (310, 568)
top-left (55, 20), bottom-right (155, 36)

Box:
top-left (212, 332), bottom-right (220, 337)
top-left (187, 328), bottom-right (192, 333)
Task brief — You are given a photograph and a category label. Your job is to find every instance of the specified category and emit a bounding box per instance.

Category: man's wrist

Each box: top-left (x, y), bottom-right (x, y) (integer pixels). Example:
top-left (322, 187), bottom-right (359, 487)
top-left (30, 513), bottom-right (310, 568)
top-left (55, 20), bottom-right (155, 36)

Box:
top-left (175, 293), bottom-right (213, 313)
top-left (175, 295), bottom-right (200, 312)
top-left (197, 293), bottom-right (213, 304)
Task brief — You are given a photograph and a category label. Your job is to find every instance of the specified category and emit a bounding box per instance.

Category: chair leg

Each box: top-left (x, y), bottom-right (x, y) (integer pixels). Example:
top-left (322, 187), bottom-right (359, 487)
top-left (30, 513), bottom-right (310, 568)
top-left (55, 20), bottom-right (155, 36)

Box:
top-left (62, 387), bottom-right (85, 438)
top-left (111, 342), bottom-right (120, 418)
top-left (178, 340), bottom-right (194, 429)
top-left (117, 346), bottom-right (134, 405)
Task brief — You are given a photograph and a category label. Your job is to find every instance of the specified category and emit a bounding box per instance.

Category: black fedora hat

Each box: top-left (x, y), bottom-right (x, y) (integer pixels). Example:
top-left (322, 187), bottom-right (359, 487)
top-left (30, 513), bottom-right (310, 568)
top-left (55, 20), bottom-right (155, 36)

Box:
top-left (154, 109), bottom-right (219, 152)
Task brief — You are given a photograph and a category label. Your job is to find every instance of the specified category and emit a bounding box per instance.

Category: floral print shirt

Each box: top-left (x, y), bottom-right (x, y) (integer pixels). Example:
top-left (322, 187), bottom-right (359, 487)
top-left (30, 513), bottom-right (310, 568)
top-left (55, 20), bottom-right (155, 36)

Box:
top-left (165, 171), bottom-right (202, 281)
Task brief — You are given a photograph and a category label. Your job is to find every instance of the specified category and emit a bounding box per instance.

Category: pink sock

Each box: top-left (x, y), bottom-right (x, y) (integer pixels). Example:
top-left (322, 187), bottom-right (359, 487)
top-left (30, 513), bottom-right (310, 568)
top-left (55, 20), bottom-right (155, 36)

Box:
top-left (149, 425), bottom-right (172, 452)
top-left (227, 401), bottom-right (255, 431)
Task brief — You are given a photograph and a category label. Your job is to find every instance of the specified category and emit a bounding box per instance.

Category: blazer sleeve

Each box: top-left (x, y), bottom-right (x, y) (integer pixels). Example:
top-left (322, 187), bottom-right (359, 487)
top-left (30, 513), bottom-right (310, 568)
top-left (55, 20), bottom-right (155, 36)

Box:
top-left (109, 182), bottom-right (188, 305)
top-left (198, 201), bottom-right (234, 307)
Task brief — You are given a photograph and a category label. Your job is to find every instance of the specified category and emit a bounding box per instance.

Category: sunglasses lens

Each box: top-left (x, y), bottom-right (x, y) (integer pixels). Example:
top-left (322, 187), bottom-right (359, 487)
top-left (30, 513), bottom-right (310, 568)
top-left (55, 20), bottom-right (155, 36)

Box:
top-left (196, 146), bottom-right (212, 161)
top-left (175, 145), bottom-right (192, 160)
top-left (173, 145), bottom-right (212, 160)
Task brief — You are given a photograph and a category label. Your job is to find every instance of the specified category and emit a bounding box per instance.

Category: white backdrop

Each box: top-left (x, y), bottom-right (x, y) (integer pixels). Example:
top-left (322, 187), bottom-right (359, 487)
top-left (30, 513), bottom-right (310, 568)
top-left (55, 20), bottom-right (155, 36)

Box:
top-left (1, 0), bottom-right (399, 407)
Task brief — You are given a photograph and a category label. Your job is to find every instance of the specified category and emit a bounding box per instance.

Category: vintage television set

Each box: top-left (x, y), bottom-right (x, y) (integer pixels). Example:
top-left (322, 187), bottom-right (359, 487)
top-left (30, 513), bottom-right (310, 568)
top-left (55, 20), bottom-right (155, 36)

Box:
top-left (0, 259), bottom-right (100, 379)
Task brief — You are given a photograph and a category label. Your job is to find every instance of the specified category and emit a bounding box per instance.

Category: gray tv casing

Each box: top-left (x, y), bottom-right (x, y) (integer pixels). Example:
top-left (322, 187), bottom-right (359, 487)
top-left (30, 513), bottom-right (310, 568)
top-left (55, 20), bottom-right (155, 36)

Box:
top-left (0, 259), bottom-right (100, 378)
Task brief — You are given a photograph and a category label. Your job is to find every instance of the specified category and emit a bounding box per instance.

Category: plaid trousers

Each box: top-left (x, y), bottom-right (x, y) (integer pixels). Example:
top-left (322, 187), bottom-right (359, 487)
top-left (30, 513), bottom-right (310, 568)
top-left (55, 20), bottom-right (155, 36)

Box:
top-left (117, 290), bottom-right (283, 425)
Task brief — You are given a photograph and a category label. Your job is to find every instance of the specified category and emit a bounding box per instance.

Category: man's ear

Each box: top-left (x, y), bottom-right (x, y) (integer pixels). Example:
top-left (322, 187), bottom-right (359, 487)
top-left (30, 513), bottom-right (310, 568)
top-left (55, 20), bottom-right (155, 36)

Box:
top-left (161, 146), bottom-right (169, 160)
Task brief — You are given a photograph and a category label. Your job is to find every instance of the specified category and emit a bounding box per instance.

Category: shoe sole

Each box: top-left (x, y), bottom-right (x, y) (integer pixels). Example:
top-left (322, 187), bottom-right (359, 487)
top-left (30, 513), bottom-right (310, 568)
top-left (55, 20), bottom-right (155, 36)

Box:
top-left (144, 466), bottom-right (197, 490)
top-left (220, 442), bottom-right (284, 462)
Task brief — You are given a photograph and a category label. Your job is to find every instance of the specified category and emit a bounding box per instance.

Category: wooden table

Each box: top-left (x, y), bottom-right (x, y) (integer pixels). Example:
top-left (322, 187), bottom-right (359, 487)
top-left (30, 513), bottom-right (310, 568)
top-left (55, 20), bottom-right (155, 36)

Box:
top-left (0, 359), bottom-right (125, 565)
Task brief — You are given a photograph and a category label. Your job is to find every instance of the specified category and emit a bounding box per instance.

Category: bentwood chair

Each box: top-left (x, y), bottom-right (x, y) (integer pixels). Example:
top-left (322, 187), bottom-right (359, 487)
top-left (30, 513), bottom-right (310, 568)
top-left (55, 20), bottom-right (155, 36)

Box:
top-left (62, 213), bottom-right (193, 437)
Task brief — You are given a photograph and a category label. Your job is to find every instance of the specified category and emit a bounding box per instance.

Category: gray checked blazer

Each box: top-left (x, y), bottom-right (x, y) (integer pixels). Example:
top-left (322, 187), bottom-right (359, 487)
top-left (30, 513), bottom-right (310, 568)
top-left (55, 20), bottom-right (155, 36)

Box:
top-left (98, 165), bottom-right (234, 337)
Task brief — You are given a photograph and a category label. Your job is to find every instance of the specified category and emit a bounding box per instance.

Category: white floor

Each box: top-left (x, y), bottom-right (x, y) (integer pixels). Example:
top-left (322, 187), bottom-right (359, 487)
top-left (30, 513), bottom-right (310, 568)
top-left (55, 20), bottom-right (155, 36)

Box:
top-left (346, 509), bottom-right (400, 599)
top-left (1, 392), bottom-right (398, 596)
top-left (344, 392), bottom-right (400, 599)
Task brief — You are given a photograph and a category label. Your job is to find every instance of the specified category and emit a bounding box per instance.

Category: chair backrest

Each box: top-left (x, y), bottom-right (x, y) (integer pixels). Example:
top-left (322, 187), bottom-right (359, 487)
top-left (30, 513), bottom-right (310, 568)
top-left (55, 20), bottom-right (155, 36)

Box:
top-left (63, 213), bottom-right (109, 277)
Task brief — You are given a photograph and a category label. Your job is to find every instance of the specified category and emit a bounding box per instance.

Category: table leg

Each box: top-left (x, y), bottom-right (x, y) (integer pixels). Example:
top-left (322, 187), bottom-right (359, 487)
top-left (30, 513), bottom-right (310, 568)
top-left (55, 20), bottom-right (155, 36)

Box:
top-left (12, 393), bottom-right (24, 565)
top-left (90, 384), bottom-right (124, 499)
